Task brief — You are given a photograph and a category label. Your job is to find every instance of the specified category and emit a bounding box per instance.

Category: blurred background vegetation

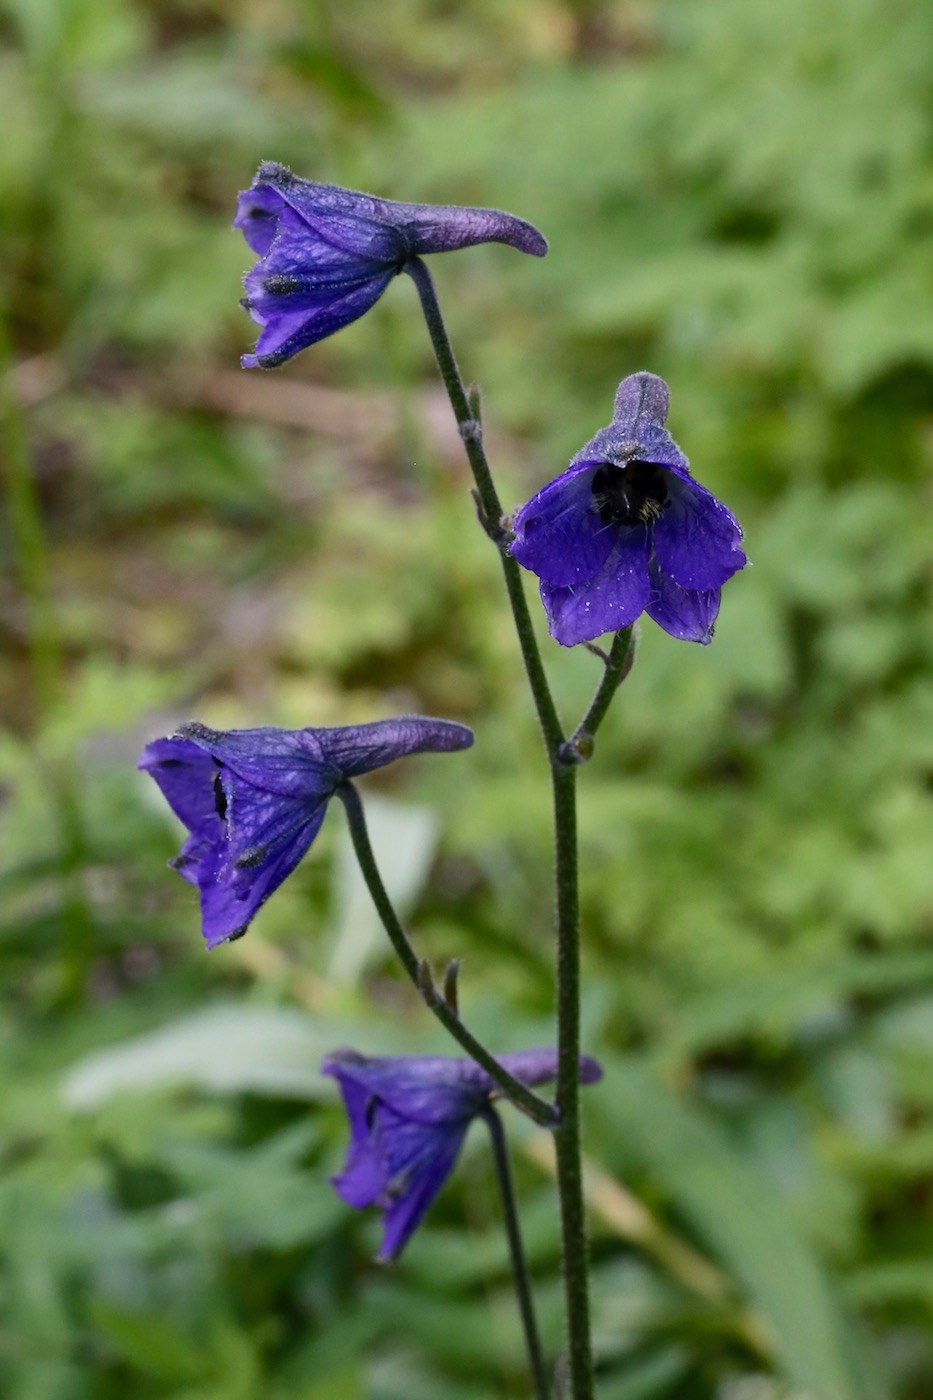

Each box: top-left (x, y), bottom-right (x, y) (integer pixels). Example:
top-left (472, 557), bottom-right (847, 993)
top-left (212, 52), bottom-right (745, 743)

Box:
top-left (1, 0), bottom-right (932, 1396)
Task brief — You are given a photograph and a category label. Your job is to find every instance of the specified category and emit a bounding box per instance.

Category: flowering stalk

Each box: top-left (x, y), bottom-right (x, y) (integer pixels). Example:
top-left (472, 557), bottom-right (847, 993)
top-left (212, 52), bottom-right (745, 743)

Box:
top-left (335, 781), bottom-right (558, 1129)
top-left (560, 626), bottom-right (636, 765)
top-left (404, 259), bottom-right (596, 1400)
top-left (403, 256), bottom-right (563, 757)
top-left (482, 1106), bottom-right (551, 1400)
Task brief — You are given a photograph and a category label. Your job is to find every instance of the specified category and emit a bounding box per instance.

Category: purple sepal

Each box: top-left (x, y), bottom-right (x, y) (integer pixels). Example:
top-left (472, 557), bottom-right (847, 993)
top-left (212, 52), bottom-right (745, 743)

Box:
top-left (139, 716), bottom-right (473, 948)
top-left (510, 372), bottom-right (746, 646)
top-left (323, 1048), bottom-right (602, 1260)
top-left (235, 163), bottom-right (547, 368)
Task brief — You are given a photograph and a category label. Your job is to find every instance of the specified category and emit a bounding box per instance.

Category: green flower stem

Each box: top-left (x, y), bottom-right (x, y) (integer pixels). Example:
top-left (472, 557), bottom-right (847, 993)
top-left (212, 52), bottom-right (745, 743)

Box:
top-left (336, 781), bottom-right (557, 1129)
top-left (404, 256), bottom-right (563, 757)
top-left (560, 626), bottom-right (636, 764)
top-left (551, 760), bottom-right (594, 1399)
top-left (406, 261), bottom-right (596, 1399)
top-left (483, 1106), bottom-right (552, 1400)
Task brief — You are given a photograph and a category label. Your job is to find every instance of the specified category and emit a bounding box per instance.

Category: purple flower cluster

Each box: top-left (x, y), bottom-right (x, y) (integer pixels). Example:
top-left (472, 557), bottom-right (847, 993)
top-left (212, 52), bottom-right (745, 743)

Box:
top-left (324, 1048), bottom-right (602, 1259)
top-left (136, 170), bottom-right (746, 1287)
top-left (510, 373), bottom-right (746, 646)
top-left (139, 716), bottom-right (473, 948)
top-left (236, 163), bottom-right (547, 369)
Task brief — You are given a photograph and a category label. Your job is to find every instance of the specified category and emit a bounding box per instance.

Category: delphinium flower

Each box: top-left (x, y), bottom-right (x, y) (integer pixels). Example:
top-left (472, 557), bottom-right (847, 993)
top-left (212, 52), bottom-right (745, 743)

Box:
top-left (324, 1047), bottom-right (603, 1260)
top-left (139, 716), bottom-right (473, 948)
top-left (510, 372), bottom-right (747, 646)
top-left (235, 162), bottom-right (548, 368)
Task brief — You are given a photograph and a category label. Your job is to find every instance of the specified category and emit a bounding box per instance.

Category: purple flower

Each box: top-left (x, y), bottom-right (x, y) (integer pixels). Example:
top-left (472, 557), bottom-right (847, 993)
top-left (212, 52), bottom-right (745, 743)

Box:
top-left (510, 373), bottom-right (747, 647)
top-left (323, 1047), bottom-right (602, 1260)
top-left (139, 716), bottom-right (473, 949)
top-left (235, 162), bottom-right (548, 368)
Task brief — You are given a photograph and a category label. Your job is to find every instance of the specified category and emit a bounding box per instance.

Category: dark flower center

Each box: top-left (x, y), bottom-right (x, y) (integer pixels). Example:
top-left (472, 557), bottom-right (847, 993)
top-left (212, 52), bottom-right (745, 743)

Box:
top-left (211, 760), bottom-right (228, 821)
top-left (590, 461), bottom-right (670, 528)
top-left (263, 274), bottom-right (303, 296)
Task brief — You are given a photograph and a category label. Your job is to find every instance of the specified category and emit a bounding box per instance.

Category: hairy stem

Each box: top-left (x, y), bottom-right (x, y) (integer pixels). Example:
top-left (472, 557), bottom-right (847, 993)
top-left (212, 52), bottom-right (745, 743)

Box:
top-left (404, 256), bottom-right (563, 756)
top-left (406, 260), bottom-right (596, 1398)
top-left (560, 626), bottom-right (635, 764)
top-left (336, 782), bottom-right (557, 1128)
top-left (551, 760), bottom-right (594, 1398)
top-left (483, 1107), bottom-right (552, 1400)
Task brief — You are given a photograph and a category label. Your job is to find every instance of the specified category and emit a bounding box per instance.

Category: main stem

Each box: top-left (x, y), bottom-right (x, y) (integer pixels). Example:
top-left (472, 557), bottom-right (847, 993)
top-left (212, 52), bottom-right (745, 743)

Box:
top-left (336, 781), bottom-right (556, 1128)
top-left (407, 258), bottom-right (595, 1398)
top-left (483, 1107), bottom-right (551, 1400)
top-left (551, 760), bottom-right (592, 1399)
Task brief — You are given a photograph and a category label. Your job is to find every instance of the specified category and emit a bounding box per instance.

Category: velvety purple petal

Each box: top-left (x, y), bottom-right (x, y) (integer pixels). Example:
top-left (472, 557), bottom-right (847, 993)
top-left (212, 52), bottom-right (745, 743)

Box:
top-left (324, 1052), bottom-right (486, 1126)
top-left (327, 1082), bottom-right (391, 1209)
top-left (198, 802), bottom-right (327, 948)
top-left (652, 478), bottom-right (747, 591)
top-left (233, 186), bottom-right (285, 256)
top-left (393, 203), bottom-right (547, 258)
top-left (246, 204), bottom-right (396, 288)
top-left (177, 724), bottom-right (336, 799)
top-left (221, 778), bottom-right (326, 870)
top-left (252, 162), bottom-right (547, 259)
top-left (243, 271), bottom-right (395, 369)
top-left (322, 1047), bottom-right (602, 1258)
top-left (254, 164), bottom-right (405, 263)
top-left (571, 373), bottom-right (690, 479)
top-left (646, 558), bottom-right (720, 644)
top-left (330, 1142), bottom-right (388, 1210)
top-left (541, 527), bottom-right (652, 647)
top-left (378, 1127), bottom-right (467, 1261)
top-left (613, 371), bottom-right (670, 432)
top-left (496, 1048), bottom-right (603, 1089)
top-left (138, 738), bottom-right (222, 838)
top-left (322, 716), bottom-right (475, 780)
top-left (510, 462), bottom-right (616, 588)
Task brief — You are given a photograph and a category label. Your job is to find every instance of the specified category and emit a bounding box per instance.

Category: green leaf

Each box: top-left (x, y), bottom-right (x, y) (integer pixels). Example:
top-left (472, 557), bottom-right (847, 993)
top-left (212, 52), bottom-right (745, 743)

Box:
top-left (595, 1059), bottom-right (886, 1400)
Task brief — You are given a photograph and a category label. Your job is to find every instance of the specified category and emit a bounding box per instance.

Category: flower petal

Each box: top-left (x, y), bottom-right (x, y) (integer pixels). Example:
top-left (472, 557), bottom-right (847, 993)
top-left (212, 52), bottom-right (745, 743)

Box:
top-left (242, 272), bottom-right (395, 369)
top-left (646, 558), bottom-right (720, 644)
top-left (324, 1052), bottom-right (486, 1126)
top-left (394, 202), bottom-right (547, 258)
top-left (652, 478), bottom-right (746, 591)
top-left (233, 185), bottom-right (286, 257)
top-left (510, 461), bottom-right (617, 588)
top-left (322, 716), bottom-right (475, 779)
top-left (253, 163), bottom-right (546, 260)
top-left (198, 802), bottom-right (328, 948)
top-left (496, 1048), bottom-right (602, 1089)
top-left (253, 164), bottom-right (405, 264)
top-left (612, 371), bottom-right (670, 434)
top-left (540, 526), bottom-right (652, 646)
top-left (177, 724), bottom-right (335, 797)
top-left (138, 737), bottom-right (222, 835)
top-left (377, 1124), bottom-right (468, 1261)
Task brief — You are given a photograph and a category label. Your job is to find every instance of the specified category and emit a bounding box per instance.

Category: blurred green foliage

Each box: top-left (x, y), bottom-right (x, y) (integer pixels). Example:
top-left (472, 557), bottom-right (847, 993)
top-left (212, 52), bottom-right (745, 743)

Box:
top-left (1, 0), bottom-right (932, 1396)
